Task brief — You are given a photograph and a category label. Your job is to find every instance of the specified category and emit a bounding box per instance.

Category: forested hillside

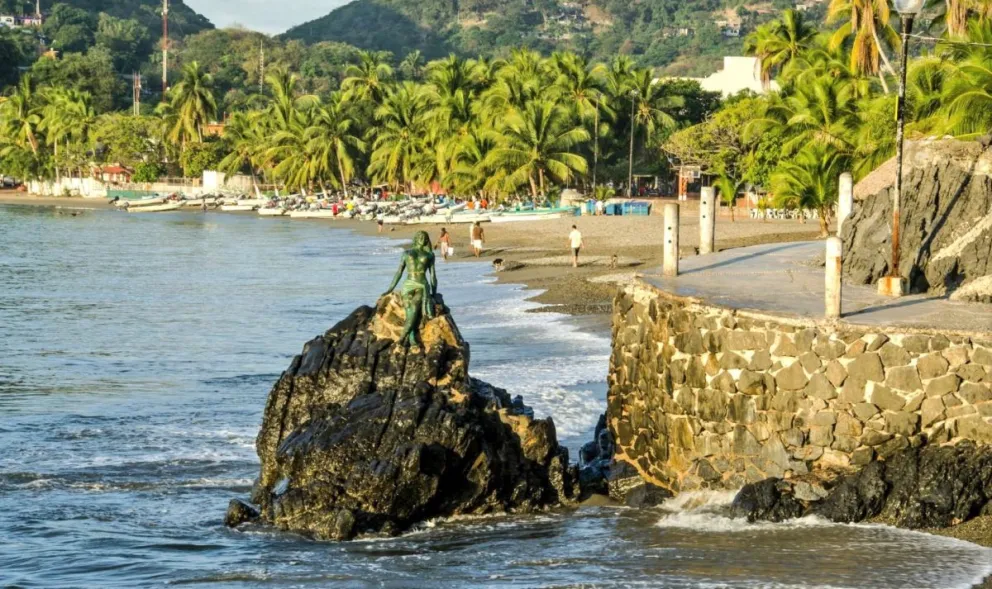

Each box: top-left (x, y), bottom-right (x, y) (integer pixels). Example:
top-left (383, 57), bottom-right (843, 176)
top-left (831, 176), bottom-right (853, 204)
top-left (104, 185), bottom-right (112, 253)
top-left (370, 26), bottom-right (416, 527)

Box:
top-left (0, 1), bottom-right (212, 109)
top-left (282, 0), bottom-right (828, 75)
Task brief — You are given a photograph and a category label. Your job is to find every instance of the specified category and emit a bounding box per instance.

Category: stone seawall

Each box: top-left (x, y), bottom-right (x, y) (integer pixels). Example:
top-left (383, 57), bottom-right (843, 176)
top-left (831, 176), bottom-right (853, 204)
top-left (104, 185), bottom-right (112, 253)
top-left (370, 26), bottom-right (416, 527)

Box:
top-left (608, 281), bottom-right (992, 493)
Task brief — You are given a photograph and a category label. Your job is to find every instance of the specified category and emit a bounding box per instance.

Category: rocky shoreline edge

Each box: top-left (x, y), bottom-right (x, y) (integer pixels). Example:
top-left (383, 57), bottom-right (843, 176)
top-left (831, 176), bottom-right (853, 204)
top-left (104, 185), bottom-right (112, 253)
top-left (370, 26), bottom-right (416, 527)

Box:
top-left (222, 293), bottom-right (992, 582)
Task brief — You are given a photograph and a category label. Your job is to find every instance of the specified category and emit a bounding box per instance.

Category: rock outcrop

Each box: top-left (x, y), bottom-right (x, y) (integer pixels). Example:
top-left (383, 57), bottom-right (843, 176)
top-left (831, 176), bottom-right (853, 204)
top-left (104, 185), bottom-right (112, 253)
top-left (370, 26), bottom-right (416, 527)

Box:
top-left (731, 443), bottom-right (992, 529)
top-left (225, 294), bottom-right (579, 540)
top-left (843, 139), bottom-right (992, 300)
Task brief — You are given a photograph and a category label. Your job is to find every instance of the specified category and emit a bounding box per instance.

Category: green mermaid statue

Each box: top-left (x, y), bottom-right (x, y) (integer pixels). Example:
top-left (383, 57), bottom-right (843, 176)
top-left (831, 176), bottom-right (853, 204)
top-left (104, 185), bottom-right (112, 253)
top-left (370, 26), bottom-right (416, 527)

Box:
top-left (382, 231), bottom-right (438, 347)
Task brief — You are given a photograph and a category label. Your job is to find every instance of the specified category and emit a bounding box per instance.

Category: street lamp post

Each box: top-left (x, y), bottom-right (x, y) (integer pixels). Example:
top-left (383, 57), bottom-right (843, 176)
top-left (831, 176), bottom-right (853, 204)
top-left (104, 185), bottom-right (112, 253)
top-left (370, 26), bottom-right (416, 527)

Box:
top-left (879, 0), bottom-right (925, 297)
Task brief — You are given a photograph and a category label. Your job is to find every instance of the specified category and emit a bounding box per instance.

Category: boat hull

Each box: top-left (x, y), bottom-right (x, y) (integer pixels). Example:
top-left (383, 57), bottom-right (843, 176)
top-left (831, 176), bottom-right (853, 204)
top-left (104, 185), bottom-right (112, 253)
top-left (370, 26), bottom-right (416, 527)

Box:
top-left (126, 202), bottom-right (183, 213)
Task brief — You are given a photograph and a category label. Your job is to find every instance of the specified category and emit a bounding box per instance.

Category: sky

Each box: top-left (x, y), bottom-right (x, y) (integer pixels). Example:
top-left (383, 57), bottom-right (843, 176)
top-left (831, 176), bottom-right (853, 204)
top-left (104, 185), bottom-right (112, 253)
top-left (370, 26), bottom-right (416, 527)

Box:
top-left (185, 0), bottom-right (353, 35)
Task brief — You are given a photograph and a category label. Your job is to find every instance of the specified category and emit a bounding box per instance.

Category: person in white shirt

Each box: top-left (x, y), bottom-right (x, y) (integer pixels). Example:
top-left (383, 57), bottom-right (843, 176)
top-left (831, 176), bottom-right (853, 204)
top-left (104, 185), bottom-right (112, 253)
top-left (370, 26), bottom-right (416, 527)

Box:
top-left (595, 199), bottom-right (604, 216)
top-left (568, 225), bottom-right (583, 268)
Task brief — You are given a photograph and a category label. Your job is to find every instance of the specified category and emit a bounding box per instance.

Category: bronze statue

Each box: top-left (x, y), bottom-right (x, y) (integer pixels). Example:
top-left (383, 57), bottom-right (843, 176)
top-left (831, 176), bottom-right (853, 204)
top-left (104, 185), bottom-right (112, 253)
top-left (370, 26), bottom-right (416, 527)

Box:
top-left (383, 231), bottom-right (438, 347)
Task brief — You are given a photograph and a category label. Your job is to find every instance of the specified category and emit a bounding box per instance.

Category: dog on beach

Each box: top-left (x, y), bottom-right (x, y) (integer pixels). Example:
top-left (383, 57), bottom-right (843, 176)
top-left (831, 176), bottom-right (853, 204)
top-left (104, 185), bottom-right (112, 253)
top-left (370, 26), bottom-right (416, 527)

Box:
top-left (492, 258), bottom-right (504, 271)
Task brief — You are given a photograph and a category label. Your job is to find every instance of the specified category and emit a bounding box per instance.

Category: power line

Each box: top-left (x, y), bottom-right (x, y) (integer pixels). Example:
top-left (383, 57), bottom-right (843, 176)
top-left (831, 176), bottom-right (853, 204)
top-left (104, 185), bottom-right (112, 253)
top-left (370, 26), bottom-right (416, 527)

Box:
top-left (908, 33), bottom-right (992, 48)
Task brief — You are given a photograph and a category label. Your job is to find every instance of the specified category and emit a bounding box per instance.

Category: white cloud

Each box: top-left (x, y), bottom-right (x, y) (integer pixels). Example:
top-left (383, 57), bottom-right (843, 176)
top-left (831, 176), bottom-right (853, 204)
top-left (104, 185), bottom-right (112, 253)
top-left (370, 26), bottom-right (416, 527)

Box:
top-left (184, 0), bottom-right (354, 35)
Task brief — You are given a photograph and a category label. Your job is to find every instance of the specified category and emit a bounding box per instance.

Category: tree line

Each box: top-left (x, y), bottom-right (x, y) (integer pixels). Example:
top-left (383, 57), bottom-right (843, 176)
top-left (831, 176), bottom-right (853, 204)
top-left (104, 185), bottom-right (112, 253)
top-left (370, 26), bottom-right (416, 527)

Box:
top-left (664, 1), bottom-right (992, 236)
top-left (0, 47), bottom-right (720, 199)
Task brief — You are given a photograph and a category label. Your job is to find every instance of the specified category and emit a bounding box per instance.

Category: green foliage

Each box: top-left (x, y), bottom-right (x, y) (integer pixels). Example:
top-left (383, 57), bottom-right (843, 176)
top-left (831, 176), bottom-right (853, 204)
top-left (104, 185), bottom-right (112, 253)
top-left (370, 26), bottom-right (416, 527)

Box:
top-left (179, 138), bottom-right (224, 178)
top-left (90, 113), bottom-right (162, 168)
top-left (95, 13), bottom-right (151, 72)
top-left (132, 161), bottom-right (162, 182)
top-left (771, 143), bottom-right (848, 235)
top-left (0, 30), bottom-right (27, 89)
top-left (29, 47), bottom-right (125, 112)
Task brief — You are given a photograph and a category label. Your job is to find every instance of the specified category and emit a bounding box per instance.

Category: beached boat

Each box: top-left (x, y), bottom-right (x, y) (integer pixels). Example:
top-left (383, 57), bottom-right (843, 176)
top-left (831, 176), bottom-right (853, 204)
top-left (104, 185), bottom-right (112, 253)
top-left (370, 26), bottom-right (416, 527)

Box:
top-left (408, 212), bottom-right (491, 225)
top-left (236, 199), bottom-right (270, 207)
top-left (115, 196), bottom-right (164, 208)
top-left (288, 209), bottom-right (338, 219)
top-left (258, 207), bottom-right (287, 217)
top-left (220, 204), bottom-right (258, 212)
top-left (489, 210), bottom-right (573, 223)
top-left (126, 202), bottom-right (183, 213)
top-left (183, 197), bottom-right (217, 207)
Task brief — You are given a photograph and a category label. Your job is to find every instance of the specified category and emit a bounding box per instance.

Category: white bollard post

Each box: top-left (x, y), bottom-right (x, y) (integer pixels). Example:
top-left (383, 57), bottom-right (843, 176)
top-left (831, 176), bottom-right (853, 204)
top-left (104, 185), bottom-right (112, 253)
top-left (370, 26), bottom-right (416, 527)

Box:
top-left (825, 237), bottom-right (843, 319)
top-left (699, 186), bottom-right (716, 255)
top-left (663, 203), bottom-right (680, 277)
top-left (837, 172), bottom-right (853, 237)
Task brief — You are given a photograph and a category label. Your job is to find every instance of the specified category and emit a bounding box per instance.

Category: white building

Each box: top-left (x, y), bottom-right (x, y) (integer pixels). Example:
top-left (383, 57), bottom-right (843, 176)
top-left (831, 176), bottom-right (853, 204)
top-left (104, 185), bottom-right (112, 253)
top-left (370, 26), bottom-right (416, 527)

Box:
top-left (673, 56), bottom-right (780, 98)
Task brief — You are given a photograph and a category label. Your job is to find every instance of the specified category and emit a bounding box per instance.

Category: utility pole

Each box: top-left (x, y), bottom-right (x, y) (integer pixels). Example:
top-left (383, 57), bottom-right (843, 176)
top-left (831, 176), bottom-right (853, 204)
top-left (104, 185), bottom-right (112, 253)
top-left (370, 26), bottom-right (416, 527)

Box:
top-left (162, 0), bottom-right (169, 95)
top-left (259, 40), bottom-right (265, 93)
top-left (132, 72), bottom-right (142, 115)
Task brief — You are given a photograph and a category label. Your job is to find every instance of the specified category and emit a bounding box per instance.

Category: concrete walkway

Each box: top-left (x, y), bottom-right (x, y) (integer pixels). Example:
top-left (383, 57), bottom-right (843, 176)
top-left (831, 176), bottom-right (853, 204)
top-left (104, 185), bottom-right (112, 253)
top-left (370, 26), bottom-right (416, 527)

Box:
top-left (643, 241), bottom-right (992, 333)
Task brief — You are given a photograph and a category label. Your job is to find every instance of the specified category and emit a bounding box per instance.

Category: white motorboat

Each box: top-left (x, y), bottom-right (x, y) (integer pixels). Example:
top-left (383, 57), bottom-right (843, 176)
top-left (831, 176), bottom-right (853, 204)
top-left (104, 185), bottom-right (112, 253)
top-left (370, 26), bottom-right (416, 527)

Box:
top-left (289, 209), bottom-right (338, 219)
top-left (183, 197), bottom-right (217, 207)
top-left (126, 202), bottom-right (183, 213)
top-left (236, 199), bottom-right (270, 207)
top-left (258, 207), bottom-right (287, 217)
top-left (220, 204), bottom-right (258, 212)
top-left (115, 196), bottom-right (164, 208)
top-left (489, 212), bottom-right (568, 223)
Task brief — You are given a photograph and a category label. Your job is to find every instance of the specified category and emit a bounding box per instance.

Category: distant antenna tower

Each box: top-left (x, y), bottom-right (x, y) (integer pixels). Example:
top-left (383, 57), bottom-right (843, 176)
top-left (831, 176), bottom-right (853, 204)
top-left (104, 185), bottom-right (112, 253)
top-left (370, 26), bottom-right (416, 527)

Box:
top-left (162, 0), bottom-right (169, 94)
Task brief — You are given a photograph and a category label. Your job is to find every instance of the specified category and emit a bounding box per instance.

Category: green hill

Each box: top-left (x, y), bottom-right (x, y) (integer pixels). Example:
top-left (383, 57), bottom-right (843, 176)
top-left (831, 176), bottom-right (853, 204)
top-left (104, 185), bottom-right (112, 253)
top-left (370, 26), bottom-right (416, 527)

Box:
top-left (282, 0), bottom-right (828, 74)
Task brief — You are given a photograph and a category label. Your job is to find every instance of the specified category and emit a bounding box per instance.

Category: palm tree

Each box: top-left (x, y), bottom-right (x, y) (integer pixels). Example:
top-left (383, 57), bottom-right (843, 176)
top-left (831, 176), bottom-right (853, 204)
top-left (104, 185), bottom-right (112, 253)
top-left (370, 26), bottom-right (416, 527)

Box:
top-left (927, 0), bottom-right (992, 37)
top-left (781, 35), bottom-right (875, 98)
top-left (551, 54), bottom-right (610, 185)
top-left (305, 93), bottom-right (366, 195)
top-left (629, 69), bottom-right (683, 141)
top-left (1, 75), bottom-right (41, 155)
top-left (746, 74), bottom-right (859, 157)
top-left (744, 9), bottom-right (819, 87)
top-left (484, 100), bottom-right (590, 198)
top-left (827, 0), bottom-right (900, 83)
top-left (444, 127), bottom-right (500, 198)
top-left (218, 110), bottom-right (267, 192)
top-left (342, 51), bottom-right (394, 104)
top-left (715, 174), bottom-right (744, 222)
top-left (368, 82), bottom-right (428, 191)
top-left (39, 88), bottom-right (94, 180)
top-left (771, 145), bottom-right (849, 237)
top-left (165, 61), bottom-right (217, 149)
top-left (267, 105), bottom-right (320, 192)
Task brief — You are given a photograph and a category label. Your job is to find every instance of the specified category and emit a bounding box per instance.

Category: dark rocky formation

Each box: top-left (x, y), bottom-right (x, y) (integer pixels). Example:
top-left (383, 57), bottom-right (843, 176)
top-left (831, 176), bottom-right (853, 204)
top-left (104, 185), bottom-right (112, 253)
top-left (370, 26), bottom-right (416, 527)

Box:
top-left (843, 139), bottom-right (992, 300)
top-left (731, 443), bottom-right (992, 529)
top-left (226, 294), bottom-right (579, 540)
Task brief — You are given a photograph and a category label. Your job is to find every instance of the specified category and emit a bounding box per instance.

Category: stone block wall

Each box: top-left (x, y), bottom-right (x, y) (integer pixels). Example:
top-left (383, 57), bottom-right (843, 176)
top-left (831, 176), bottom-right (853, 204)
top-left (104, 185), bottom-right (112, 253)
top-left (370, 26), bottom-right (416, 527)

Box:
top-left (609, 282), bottom-right (992, 493)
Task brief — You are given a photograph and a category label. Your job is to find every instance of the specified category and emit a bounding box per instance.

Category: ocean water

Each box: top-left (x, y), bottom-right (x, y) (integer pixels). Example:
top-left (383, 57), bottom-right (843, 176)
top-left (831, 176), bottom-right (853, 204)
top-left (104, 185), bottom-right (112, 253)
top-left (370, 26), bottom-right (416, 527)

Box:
top-left (0, 204), bottom-right (990, 589)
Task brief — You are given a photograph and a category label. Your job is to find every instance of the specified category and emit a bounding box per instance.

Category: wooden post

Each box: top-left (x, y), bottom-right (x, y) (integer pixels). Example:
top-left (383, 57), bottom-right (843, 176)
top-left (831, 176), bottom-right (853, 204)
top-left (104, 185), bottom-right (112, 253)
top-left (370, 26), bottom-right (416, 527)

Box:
top-left (663, 203), bottom-right (680, 277)
top-left (700, 186), bottom-right (716, 255)
top-left (826, 237), bottom-right (842, 319)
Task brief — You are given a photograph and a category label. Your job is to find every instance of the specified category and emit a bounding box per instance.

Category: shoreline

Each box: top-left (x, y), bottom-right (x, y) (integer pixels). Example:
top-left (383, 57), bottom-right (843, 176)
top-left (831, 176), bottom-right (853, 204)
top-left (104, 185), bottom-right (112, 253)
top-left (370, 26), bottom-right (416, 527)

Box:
top-left (4, 193), bottom-right (991, 568)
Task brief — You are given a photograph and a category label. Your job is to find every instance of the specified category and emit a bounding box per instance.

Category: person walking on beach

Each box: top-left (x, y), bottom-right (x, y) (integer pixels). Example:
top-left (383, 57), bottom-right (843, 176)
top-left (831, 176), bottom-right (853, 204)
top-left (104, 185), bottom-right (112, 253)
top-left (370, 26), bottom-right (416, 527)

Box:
top-left (569, 225), bottom-right (583, 268)
top-left (471, 221), bottom-right (485, 258)
top-left (436, 228), bottom-right (452, 261)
